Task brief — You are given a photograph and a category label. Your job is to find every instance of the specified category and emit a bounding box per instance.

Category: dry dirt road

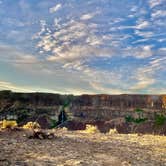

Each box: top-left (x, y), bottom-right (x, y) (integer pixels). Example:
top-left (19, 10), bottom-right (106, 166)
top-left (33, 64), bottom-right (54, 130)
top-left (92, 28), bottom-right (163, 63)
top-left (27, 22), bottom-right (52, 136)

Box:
top-left (0, 129), bottom-right (166, 166)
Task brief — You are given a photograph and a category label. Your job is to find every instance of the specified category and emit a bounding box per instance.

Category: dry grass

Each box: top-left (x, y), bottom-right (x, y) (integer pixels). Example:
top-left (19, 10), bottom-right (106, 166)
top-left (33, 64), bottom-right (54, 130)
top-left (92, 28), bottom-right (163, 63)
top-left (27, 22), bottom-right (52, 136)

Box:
top-left (108, 128), bottom-right (118, 135)
top-left (0, 120), bottom-right (17, 129)
top-left (23, 122), bottom-right (40, 129)
top-left (83, 124), bottom-right (99, 134)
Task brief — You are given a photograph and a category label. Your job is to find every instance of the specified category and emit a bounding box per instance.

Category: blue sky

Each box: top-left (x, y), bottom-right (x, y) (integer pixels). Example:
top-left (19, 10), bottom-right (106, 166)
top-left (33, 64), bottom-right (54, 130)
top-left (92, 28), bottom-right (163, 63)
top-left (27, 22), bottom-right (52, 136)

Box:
top-left (0, 0), bottom-right (166, 94)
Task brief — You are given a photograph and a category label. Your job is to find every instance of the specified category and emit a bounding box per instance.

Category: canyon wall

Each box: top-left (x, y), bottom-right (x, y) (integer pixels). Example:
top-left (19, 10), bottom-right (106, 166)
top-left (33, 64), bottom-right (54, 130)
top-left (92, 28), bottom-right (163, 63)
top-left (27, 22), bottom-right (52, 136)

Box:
top-left (0, 91), bottom-right (166, 133)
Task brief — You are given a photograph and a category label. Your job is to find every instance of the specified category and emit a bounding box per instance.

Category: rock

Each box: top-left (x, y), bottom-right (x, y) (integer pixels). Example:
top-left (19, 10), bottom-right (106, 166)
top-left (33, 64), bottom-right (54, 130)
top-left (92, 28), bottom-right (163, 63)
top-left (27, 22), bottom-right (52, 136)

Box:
top-left (26, 130), bottom-right (55, 139)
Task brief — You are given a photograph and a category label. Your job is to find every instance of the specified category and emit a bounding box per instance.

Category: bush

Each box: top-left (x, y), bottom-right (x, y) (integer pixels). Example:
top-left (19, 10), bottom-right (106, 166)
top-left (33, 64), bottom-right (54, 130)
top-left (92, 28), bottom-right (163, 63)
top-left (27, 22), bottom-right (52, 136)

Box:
top-left (134, 108), bottom-right (144, 113)
top-left (23, 122), bottom-right (40, 129)
top-left (125, 115), bottom-right (134, 122)
top-left (125, 108), bottom-right (147, 124)
top-left (155, 114), bottom-right (166, 126)
top-left (1, 120), bottom-right (18, 129)
top-left (50, 119), bottom-right (58, 129)
top-left (17, 109), bottom-right (29, 123)
top-left (133, 118), bottom-right (148, 124)
top-left (84, 124), bottom-right (99, 134)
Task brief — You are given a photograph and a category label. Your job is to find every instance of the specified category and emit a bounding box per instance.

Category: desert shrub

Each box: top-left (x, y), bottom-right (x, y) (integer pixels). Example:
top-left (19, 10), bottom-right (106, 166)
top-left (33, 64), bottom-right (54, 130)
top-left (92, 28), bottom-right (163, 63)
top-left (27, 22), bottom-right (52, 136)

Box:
top-left (133, 118), bottom-right (148, 124)
top-left (108, 128), bottom-right (118, 134)
top-left (1, 120), bottom-right (18, 129)
top-left (125, 115), bottom-right (147, 124)
top-left (125, 108), bottom-right (147, 124)
top-left (50, 119), bottom-right (58, 129)
top-left (84, 124), bottom-right (99, 133)
top-left (155, 114), bottom-right (166, 126)
top-left (134, 108), bottom-right (144, 113)
top-left (23, 121), bottom-right (40, 129)
top-left (125, 115), bottom-right (134, 122)
top-left (17, 109), bottom-right (29, 123)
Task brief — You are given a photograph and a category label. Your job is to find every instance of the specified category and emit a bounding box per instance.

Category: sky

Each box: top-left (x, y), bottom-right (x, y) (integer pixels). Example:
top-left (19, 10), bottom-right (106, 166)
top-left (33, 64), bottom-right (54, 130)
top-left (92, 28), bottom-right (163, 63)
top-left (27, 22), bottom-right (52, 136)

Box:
top-left (0, 0), bottom-right (166, 95)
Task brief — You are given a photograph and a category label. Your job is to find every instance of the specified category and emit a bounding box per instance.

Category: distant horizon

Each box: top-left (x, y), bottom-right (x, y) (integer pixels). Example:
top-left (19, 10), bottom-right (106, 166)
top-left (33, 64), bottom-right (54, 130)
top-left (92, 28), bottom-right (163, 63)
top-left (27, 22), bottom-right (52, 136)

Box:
top-left (0, 89), bottom-right (165, 96)
top-left (0, 0), bottom-right (165, 94)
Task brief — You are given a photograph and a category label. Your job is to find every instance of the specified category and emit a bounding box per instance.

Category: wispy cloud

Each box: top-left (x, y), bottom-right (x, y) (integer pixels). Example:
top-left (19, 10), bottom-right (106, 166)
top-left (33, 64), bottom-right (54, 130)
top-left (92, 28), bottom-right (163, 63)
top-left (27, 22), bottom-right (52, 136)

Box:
top-left (148, 0), bottom-right (163, 8)
top-left (0, 81), bottom-right (33, 92)
top-left (136, 20), bottom-right (150, 29)
top-left (0, 44), bottom-right (38, 64)
top-left (80, 12), bottom-right (98, 20)
top-left (49, 3), bottom-right (62, 13)
top-left (151, 10), bottom-right (166, 18)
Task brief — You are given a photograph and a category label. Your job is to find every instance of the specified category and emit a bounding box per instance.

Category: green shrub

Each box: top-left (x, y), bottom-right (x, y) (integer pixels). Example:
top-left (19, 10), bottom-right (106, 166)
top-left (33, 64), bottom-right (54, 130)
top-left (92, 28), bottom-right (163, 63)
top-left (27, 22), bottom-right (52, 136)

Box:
top-left (17, 109), bottom-right (29, 123)
top-left (50, 119), bottom-right (58, 129)
top-left (133, 118), bottom-right (148, 124)
top-left (125, 116), bottom-right (147, 124)
top-left (125, 108), bottom-right (147, 124)
top-left (125, 115), bottom-right (134, 122)
top-left (134, 108), bottom-right (144, 113)
top-left (155, 114), bottom-right (166, 126)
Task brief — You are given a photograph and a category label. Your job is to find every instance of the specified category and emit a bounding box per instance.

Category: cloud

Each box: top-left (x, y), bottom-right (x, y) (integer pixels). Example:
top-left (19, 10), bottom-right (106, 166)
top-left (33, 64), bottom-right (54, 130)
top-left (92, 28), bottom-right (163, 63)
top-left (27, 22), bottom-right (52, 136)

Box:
top-left (148, 0), bottom-right (163, 8)
top-left (80, 13), bottom-right (96, 20)
top-left (1, 1), bottom-right (165, 94)
top-left (49, 4), bottom-right (62, 13)
top-left (136, 20), bottom-right (150, 29)
top-left (131, 72), bottom-right (155, 90)
top-left (0, 44), bottom-right (38, 64)
top-left (35, 19), bottom-right (115, 63)
top-left (0, 80), bottom-right (73, 94)
top-left (135, 30), bottom-right (154, 38)
top-left (89, 81), bottom-right (126, 94)
top-left (131, 53), bottom-right (166, 91)
top-left (137, 45), bottom-right (153, 58)
top-left (159, 48), bottom-right (166, 51)
top-left (151, 10), bottom-right (166, 18)
top-left (124, 45), bottom-right (153, 59)
top-left (19, 0), bottom-right (30, 10)
top-left (0, 81), bottom-right (33, 92)
top-left (130, 65), bottom-right (155, 91)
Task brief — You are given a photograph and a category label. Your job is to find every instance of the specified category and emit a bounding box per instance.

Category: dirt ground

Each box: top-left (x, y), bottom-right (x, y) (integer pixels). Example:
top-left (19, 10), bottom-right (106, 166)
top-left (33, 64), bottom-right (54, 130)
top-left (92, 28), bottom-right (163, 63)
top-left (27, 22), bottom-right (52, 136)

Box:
top-left (0, 129), bottom-right (166, 166)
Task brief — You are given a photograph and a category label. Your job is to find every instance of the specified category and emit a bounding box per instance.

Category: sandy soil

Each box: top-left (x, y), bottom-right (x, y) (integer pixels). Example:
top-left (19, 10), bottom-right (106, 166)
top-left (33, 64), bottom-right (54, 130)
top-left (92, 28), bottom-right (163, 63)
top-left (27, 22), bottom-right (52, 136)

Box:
top-left (0, 129), bottom-right (166, 166)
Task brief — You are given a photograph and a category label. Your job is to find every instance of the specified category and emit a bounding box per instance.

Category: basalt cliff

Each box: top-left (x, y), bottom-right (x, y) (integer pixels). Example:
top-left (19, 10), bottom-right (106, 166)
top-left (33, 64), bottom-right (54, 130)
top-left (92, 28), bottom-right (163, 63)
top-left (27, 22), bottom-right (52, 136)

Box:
top-left (0, 90), bottom-right (166, 134)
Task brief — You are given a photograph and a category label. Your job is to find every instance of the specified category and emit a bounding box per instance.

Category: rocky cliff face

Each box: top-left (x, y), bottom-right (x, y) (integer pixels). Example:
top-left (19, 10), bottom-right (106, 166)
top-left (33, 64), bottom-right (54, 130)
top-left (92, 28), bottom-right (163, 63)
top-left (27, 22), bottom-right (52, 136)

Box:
top-left (0, 91), bottom-right (166, 133)
top-left (71, 94), bottom-right (164, 120)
